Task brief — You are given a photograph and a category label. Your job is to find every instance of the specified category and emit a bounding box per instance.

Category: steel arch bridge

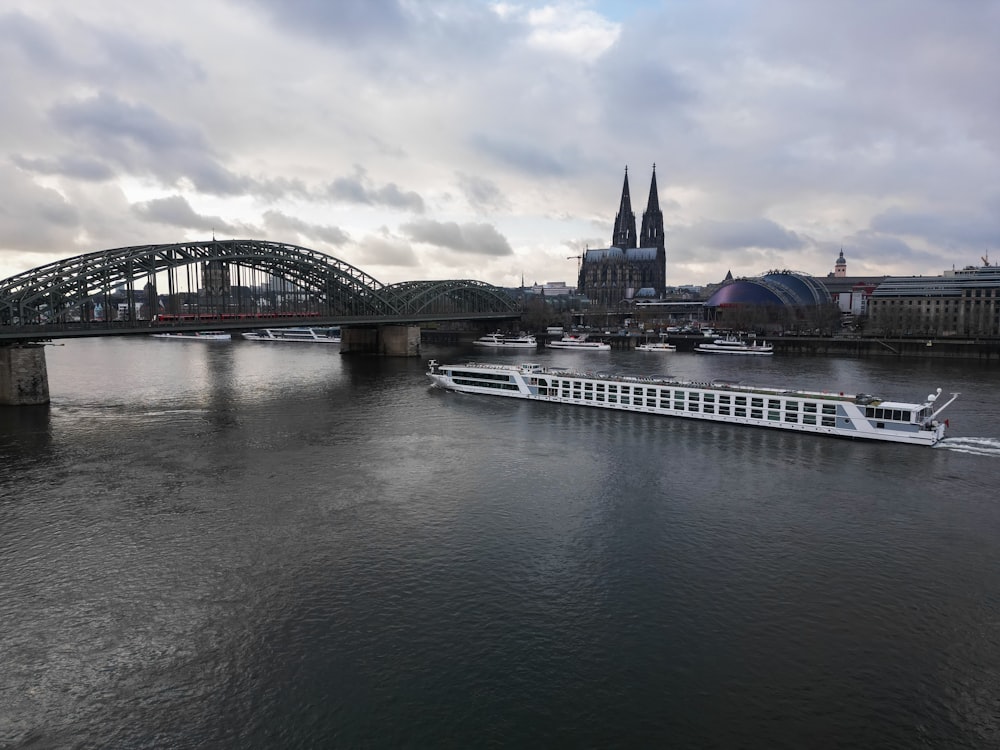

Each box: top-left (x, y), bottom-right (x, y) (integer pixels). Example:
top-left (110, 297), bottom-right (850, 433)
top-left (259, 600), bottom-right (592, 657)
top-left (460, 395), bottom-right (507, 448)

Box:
top-left (0, 239), bottom-right (520, 330)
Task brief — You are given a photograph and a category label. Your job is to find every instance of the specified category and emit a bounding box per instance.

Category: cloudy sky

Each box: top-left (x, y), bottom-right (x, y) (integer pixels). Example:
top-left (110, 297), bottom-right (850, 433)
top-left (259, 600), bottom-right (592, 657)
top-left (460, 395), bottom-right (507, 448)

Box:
top-left (2, 0), bottom-right (998, 289)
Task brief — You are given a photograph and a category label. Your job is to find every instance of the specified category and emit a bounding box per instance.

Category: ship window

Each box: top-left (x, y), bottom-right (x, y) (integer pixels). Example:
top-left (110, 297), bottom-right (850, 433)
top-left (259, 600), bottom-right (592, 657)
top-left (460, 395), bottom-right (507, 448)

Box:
top-left (768, 399), bottom-right (780, 410)
top-left (751, 409), bottom-right (763, 419)
top-left (703, 404), bottom-right (715, 414)
top-left (608, 395), bottom-right (617, 403)
top-left (689, 392), bottom-right (700, 401)
top-left (735, 407), bottom-right (747, 417)
top-left (621, 396), bottom-right (630, 405)
top-left (822, 404), bottom-right (836, 415)
top-left (719, 395), bottom-right (731, 405)
top-left (785, 412), bottom-right (798, 423)
top-left (735, 396), bottom-right (747, 406)
top-left (768, 410), bottom-right (780, 421)
top-left (688, 402), bottom-right (699, 412)
top-left (876, 422), bottom-right (885, 429)
top-left (803, 414), bottom-right (816, 424)
top-left (704, 393), bottom-right (715, 403)
top-left (786, 400), bottom-right (799, 411)
top-left (608, 385), bottom-right (618, 393)
top-left (719, 406), bottom-right (731, 416)
top-left (751, 397), bottom-right (763, 408)
top-left (822, 416), bottom-right (835, 427)
top-left (804, 403), bottom-right (817, 413)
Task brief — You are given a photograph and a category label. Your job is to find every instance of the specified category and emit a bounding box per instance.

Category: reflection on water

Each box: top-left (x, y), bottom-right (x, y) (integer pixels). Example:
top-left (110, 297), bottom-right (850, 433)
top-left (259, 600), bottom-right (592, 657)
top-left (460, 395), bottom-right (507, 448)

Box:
top-left (1, 338), bottom-right (999, 748)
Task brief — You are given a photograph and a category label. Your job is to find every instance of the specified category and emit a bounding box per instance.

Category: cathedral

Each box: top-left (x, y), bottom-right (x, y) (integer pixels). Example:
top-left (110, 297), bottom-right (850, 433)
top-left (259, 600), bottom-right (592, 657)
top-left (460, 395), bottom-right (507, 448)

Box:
top-left (577, 166), bottom-right (667, 306)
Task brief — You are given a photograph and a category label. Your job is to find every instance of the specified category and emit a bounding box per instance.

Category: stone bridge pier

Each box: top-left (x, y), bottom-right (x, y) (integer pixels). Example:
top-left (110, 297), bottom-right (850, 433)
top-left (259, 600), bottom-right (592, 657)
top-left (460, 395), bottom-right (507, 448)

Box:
top-left (0, 345), bottom-right (50, 406)
top-left (340, 325), bottom-right (421, 356)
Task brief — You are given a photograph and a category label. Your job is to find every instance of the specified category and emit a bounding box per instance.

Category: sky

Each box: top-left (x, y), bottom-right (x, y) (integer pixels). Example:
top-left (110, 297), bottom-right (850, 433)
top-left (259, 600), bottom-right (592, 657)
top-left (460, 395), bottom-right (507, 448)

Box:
top-left (1, 0), bottom-right (998, 289)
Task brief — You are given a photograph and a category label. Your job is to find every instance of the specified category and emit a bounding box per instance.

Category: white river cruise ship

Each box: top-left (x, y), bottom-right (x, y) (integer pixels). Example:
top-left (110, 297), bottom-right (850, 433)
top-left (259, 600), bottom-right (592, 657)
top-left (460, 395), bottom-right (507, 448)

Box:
top-left (426, 361), bottom-right (958, 447)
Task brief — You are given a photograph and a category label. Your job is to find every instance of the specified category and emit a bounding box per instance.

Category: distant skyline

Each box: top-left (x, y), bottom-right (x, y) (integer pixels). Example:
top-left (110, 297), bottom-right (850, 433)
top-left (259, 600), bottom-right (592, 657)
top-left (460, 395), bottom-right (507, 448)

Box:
top-left (1, 0), bottom-right (998, 288)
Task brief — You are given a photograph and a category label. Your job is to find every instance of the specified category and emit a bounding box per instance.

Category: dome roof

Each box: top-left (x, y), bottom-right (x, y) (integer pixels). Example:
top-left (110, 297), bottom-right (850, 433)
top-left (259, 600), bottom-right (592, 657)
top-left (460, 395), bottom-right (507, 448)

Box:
top-left (705, 271), bottom-right (831, 308)
top-left (704, 281), bottom-right (784, 307)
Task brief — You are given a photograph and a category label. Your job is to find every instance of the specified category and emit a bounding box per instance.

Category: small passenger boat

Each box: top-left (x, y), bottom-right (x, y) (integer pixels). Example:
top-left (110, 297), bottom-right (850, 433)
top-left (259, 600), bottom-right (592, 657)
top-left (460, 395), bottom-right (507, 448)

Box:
top-left (694, 336), bottom-right (773, 355)
top-left (472, 332), bottom-right (537, 349)
top-left (635, 341), bottom-right (677, 352)
top-left (426, 360), bottom-right (959, 446)
top-left (547, 334), bottom-right (611, 351)
top-left (151, 330), bottom-right (231, 341)
top-left (241, 327), bottom-right (341, 343)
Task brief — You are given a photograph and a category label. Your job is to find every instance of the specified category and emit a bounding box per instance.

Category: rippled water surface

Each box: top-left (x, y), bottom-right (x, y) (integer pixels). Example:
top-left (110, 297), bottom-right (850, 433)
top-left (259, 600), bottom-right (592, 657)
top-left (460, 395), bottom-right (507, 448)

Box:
top-left (2, 338), bottom-right (999, 748)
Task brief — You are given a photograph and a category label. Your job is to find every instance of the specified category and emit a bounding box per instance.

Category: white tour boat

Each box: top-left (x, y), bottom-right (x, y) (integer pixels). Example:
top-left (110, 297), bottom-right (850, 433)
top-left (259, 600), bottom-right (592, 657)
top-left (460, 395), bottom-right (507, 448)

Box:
top-left (695, 336), bottom-right (773, 355)
top-left (151, 330), bottom-right (231, 341)
top-left (635, 341), bottom-right (677, 352)
top-left (241, 327), bottom-right (341, 343)
top-left (426, 360), bottom-right (958, 447)
top-left (547, 334), bottom-right (611, 351)
top-left (472, 332), bottom-right (538, 349)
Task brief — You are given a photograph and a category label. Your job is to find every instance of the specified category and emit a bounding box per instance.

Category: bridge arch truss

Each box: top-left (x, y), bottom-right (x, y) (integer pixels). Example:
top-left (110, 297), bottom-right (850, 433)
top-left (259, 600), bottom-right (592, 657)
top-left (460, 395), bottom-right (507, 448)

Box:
top-left (0, 239), bottom-right (519, 325)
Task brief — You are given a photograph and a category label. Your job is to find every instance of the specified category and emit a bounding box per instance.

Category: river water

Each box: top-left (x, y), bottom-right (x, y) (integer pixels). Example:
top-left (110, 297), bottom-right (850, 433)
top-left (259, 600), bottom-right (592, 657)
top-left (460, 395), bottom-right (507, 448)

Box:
top-left (2, 337), bottom-right (999, 749)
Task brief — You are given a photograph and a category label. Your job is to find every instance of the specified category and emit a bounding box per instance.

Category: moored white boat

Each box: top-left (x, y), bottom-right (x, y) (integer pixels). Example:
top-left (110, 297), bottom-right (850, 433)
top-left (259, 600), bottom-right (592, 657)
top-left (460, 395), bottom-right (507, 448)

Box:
top-left (472, 332), bottom-right (537, 349)
top-left (241, 327), bottom-right (341, 343)
top-left (695, 336), bottom-right (773, 355)
top-left (547, 334), bottom-right (611, 351)
top-left (426, 360), bottom-right (958, 447)
top-left (151, 330), bottom-right (231, 341)
top-left (635, 341), bottom-right (677, 352)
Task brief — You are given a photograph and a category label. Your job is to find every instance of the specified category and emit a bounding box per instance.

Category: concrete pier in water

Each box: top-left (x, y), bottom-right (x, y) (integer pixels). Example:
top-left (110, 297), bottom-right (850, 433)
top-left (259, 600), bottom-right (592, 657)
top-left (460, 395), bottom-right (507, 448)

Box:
top-left (341, 325), bottom-right (421, 356)
top-left (0, 344), bottom-right (50, 406)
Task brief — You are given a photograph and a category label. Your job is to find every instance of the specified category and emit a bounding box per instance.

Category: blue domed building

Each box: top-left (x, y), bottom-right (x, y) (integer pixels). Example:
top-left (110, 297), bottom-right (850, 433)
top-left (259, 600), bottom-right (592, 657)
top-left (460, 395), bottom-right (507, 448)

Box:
top-left (704, 270), bottom-right (833, 328)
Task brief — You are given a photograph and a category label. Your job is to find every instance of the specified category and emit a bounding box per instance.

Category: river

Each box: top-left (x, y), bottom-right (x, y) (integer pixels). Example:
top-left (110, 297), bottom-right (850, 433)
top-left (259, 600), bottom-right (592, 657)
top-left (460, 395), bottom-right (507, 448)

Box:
top-left (1, 336), bottom-right (999, 748)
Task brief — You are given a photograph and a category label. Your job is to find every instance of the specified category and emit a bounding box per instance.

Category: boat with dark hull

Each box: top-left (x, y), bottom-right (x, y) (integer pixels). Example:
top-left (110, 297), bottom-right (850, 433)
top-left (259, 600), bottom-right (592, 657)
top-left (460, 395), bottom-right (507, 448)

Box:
top-left (426, 360), bottom-right (958, 446)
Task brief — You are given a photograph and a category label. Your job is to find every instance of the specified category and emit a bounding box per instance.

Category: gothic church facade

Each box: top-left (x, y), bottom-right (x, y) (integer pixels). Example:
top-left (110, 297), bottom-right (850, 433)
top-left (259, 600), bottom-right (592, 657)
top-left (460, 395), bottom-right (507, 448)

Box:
top-left (578, 167), bottom-right (666, 306)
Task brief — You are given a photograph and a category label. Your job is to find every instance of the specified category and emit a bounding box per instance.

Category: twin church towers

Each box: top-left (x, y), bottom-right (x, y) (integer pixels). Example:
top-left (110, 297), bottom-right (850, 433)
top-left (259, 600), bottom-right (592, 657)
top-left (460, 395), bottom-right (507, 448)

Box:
top-left (577, 166), bottom-right (667, 306)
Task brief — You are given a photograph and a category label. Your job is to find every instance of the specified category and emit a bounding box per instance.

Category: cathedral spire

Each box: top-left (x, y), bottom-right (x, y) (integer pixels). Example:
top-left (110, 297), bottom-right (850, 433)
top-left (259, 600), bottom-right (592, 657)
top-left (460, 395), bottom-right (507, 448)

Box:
top-left (639, 164), bottom-right (664, 251)
top-left (611, 166), bottom-right (637, 249)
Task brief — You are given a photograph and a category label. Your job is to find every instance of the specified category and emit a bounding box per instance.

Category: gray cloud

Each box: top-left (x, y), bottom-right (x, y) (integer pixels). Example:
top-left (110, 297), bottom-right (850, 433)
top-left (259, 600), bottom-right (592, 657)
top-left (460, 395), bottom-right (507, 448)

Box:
top-left (400, 219), bottom-right (512, 257)
top-left (326, 167), bottom-right (424, 212)
top-left (356, 229), bottom-right (419, 268)
top-left (670, 218), bottom-right (807, 253)
top-left (47, 92), bottom-right (249, 194)
top-left (262, 210), bottom-right (351, 246)
top-left (11, 154), bottom-right (115, 182)
top-left (470, 134), bottom-right (576, 177)
top-left (870, 207), bottom-right (1000, 250)
top-left (131, 195), bottom-right (242, 234)
top-left (456, 172), bottom-right (511, 213)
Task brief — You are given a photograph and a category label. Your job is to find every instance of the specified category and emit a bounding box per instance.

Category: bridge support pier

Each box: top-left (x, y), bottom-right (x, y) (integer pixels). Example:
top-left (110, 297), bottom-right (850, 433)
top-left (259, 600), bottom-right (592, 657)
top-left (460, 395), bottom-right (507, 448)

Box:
top-left (341, 325), bottom-right (421, 356)
top-left (0, 344), bottom-right (50, 406)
